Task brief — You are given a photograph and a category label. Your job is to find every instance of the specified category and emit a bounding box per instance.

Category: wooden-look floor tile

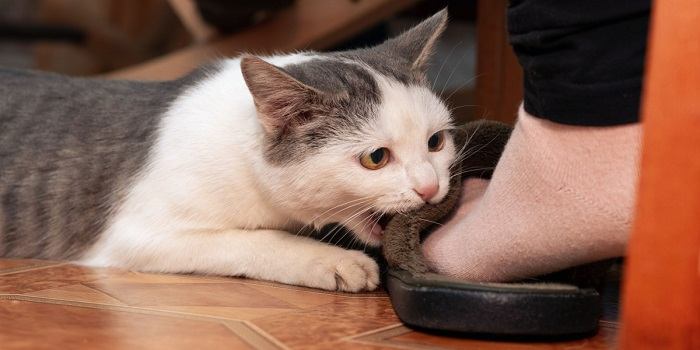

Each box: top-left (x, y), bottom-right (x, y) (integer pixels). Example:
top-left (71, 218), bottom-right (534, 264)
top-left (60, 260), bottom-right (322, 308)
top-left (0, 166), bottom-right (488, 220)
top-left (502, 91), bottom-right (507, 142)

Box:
top-left (0, 259), bottom-right (619, 350)
top-left (23, 284), bottom-right (125, 305)
top-left (152, 306), bottom-right (297, 321)
top-left (301, 342), bottom-right (397, 350)
top-left (245, 282), bottom-right (371, 309)
top-left (0, 299), bottom-right (256, 350)
top-left (86, 282), bottom-right (297, 308)
top-left (98, 271), bottom-right (241, 284)
top-left (353, 324), bottom-right (618, 350)
top-left (0, 259), bottom-right (61, 275)
top-left (252, 297), bottom-right (400, 348)
top-left (0, 264), bottom-right (119, 294)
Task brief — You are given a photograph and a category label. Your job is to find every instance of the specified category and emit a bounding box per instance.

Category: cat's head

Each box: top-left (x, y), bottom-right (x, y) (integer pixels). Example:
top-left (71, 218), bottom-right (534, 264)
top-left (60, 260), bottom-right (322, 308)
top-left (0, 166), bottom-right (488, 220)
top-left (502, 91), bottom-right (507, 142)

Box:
top-left (242, 10), bottom-right (454, 246)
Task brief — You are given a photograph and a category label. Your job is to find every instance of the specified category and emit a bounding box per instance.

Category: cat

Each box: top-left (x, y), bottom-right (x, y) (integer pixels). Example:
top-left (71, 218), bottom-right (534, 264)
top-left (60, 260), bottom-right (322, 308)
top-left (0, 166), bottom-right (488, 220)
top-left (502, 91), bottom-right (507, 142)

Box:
top-left (0, 10), bottom-right (455, 292)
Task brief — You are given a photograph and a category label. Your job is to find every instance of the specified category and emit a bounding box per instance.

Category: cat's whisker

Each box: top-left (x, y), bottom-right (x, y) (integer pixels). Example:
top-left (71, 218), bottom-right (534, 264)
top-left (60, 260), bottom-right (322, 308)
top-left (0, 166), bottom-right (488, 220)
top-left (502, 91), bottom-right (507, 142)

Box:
top-left (344, 203), bottom-right (389, 248)
top-left (337, 210), bottom-right (378, 247)
top-left (310, 195), bottom-right (378, 224)
top-left (439, 50), bottom-right (471, 98)
top-left (395, 212), bottom-right (444, 227)
top-left (449, 123), bottom-right (483, 170)
top-left (311, 196), bottom-right (379, 223)
top-left (320, 203), bottom-right (376, 244)
top-left (431, 40), bottom-right (462, 91)
top-left (415, 217), bottom-right (445, 227)
top-left (363, 210), bottom-right (385, 247)
top-left (450, 127), bottom-right (502, 172)
top-left (448, 103), bottom-right (480, 113)
top-left (444, 73), bottom-right (483, 102)
top-left (454, 165), bottom-right (496, 172)
top-left (458, 132), bottom-right (503, 165)
top-left (294, 196), bottom-right (378, 238)
top-left (457, 144), bottom-right (489, 163)
top-left (449, 166), bottom-right (496, 179)
top-left (333, 218), bottom-right (367, 245)
top-left (359, 211), bottom-right (382, 235)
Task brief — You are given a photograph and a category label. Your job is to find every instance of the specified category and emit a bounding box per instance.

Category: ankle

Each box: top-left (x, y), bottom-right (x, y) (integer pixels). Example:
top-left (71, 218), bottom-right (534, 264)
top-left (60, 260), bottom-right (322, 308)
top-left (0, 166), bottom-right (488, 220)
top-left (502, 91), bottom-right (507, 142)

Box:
top-left (518, 107), bottom-right (642, 181)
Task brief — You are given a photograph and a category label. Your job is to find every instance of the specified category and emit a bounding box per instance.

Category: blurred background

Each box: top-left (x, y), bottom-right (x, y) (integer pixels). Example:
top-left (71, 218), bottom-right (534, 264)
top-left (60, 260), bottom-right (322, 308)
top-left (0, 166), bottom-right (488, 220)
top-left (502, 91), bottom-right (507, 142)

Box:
top-left (0, 0), bottom-right (521, 124)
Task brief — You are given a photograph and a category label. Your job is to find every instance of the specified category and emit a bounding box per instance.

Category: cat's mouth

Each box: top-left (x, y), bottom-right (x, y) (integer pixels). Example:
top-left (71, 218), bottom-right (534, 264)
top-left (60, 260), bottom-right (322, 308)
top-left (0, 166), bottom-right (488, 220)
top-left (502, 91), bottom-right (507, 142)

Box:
top-left (357, 211), bottom-right (393, 245)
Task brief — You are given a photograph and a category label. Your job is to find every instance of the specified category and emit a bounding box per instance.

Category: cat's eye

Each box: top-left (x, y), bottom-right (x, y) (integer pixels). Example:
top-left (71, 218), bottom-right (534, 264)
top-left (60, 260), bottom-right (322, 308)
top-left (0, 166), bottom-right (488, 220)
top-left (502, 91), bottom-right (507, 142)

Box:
top-left (428, 130), bottom-right (445, 152)
top-left (360, 147), bottom-right (390, 170)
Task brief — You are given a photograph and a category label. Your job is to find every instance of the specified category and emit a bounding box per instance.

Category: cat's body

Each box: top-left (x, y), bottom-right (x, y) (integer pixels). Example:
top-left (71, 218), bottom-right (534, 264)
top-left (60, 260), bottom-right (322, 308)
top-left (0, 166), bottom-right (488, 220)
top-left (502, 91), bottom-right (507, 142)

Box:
top-left (0, 65), bottom-right (206, 260)
top-left (0, 11), bottom-right (454, 291)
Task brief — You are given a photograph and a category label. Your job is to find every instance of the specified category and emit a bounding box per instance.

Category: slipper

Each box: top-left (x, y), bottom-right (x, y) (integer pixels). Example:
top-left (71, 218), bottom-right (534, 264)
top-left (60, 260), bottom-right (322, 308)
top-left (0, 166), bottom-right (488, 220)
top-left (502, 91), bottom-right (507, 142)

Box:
top-left (385, 267), bottom-right (602, 337)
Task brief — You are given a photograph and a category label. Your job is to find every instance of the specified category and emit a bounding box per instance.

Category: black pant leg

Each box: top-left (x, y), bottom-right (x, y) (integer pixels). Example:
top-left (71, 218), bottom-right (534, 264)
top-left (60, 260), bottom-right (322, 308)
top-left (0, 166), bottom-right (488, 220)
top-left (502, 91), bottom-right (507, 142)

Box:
top-left (508, 0), bottom-right (651, 126)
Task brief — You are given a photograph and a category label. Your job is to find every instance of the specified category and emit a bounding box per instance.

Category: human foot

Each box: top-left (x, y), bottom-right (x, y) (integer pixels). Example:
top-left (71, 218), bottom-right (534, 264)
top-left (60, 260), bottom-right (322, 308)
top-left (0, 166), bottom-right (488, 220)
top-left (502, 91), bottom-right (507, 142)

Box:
top-left (423, 106), bottom-right (641, 281)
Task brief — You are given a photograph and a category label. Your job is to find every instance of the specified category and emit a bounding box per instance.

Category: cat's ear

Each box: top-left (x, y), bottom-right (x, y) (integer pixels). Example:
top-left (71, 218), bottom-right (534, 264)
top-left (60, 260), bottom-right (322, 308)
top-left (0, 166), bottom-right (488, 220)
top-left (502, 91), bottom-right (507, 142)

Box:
top-left (241, 56), bottom-right (321, 134)
top-left (382, 8), bottom-right (448, 74)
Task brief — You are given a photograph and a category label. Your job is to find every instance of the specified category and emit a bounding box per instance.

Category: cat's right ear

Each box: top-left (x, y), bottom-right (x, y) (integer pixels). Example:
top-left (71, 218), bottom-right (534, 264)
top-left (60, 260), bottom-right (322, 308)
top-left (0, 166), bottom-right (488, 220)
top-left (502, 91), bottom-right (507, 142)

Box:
top-left (241, 56), bottom-right (321, 134)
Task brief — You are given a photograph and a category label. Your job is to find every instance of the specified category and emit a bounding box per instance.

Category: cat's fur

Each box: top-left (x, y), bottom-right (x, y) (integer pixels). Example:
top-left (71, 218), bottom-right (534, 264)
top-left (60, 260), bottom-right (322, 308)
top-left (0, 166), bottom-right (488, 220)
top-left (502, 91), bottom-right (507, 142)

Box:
top-left (0, 10), bottom-right (453, 292)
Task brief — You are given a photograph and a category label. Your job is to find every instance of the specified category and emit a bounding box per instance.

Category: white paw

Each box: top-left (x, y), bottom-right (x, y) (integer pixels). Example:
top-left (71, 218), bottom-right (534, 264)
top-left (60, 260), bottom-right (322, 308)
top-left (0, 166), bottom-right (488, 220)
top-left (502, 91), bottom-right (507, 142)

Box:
top-left (304, 249), bottom-right (380, 292)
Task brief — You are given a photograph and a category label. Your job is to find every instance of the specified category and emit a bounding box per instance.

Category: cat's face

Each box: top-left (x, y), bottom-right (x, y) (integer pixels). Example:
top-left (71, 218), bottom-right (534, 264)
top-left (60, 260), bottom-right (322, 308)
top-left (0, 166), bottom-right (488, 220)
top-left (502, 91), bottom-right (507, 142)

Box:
top-left (242, 10), bottom-right (453, 245)
top-left (296, 78), bottom-right (455, 245)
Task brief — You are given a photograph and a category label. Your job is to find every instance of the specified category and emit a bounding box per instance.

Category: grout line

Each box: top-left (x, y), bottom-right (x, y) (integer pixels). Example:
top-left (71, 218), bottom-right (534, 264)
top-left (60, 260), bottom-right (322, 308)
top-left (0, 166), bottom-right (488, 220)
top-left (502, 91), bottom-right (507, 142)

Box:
top-left (81, 283), bottom-right (129, 304)
top-left (342, 323), bottom-right (406, 342)
top-left (0, 294), bottom-right (266, 324)
top-left (0, 262), bottom-right (70, 276)
top-left (244, 281), bottom-right (390, 299)
top-left (226, 321), bottom-right (289, 350)
top-left (349, 338), bottom-right (447, 350)
top-left (243, 321), bottom-right (292, 350)
top-left (347, 324), bottom-right (449, 350)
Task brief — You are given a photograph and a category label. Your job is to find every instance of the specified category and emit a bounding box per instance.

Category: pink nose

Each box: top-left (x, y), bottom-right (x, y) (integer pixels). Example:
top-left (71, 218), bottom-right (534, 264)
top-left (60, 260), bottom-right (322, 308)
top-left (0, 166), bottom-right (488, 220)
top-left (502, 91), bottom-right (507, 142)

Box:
top-left (413, 183), bottom-right (439, 202)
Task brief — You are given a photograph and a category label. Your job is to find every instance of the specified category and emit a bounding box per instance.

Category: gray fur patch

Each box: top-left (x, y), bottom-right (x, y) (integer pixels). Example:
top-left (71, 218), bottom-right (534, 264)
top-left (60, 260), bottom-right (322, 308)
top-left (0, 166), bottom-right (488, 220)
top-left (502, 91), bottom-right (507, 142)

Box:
top-left (259, 9), bottom-right (448, 165)
top-left (338, 9), bottom-right (448, 86)
top-left (262, 58), bottom-right (382, 165)
top-left (0, 67), bottom-right (209, 259)
top-left (335, 49), bottom-right (421, 86)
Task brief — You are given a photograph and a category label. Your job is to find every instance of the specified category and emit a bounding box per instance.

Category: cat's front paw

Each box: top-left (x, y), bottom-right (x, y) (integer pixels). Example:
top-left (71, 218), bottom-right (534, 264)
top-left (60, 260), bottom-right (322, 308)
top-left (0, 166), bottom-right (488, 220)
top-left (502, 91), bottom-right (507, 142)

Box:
top-left (305, 250), bottom-right (379, 292)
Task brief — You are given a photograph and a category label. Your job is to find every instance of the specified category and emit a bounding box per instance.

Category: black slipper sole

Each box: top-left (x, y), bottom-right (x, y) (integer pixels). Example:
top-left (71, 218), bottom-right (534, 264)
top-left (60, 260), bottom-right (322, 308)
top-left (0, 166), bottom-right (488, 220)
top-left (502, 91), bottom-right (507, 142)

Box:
top-left (386, 268), bottom-right (601, 337)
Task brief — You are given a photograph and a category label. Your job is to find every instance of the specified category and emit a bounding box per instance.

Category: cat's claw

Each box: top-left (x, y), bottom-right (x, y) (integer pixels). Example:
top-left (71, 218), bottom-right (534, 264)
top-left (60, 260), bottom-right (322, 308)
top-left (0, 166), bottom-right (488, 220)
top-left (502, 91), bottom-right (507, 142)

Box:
top-left (306, 250), bottom-right (379, 292)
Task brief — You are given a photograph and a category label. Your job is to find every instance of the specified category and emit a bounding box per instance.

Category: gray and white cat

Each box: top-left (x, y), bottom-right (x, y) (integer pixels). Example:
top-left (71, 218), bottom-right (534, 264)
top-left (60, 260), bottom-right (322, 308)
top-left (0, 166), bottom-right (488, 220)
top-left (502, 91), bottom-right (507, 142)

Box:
top-left (0, 10), bottom-right (455, 291)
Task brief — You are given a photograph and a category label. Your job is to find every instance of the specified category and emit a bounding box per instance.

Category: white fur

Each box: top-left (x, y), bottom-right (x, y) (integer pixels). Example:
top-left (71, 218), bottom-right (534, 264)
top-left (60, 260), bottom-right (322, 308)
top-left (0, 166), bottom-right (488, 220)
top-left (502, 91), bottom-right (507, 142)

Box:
top-left (81, 53), bottom-right (454, 292)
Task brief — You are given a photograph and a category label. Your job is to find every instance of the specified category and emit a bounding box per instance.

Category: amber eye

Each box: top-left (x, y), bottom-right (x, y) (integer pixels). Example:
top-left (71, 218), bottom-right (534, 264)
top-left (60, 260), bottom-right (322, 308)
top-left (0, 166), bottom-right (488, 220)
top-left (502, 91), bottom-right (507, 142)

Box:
top-left (360, 147), bottom-right (390, 170)
top-left (428, 130), bottom-right (445, 152)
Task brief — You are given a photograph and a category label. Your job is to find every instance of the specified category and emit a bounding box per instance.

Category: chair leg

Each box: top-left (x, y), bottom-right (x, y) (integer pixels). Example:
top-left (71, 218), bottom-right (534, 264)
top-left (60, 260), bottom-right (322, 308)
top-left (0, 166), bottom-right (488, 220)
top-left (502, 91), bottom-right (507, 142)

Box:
top-left (475, 0), bottom-right (522, 124)
top-left (621, 0), bottom-right (700, 348)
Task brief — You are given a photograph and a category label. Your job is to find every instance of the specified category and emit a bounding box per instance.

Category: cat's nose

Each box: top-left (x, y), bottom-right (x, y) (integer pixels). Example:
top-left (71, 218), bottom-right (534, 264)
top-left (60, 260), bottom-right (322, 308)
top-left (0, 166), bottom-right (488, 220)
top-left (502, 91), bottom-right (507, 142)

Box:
top-left (413, 183), bottom-right (439, 202)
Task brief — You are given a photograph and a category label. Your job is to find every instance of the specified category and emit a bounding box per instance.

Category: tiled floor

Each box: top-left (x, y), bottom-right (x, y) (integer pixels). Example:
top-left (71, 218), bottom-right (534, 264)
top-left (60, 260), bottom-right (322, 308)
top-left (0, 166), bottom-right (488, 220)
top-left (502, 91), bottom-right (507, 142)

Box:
top-left (0, 259), bottom-right (618, 349)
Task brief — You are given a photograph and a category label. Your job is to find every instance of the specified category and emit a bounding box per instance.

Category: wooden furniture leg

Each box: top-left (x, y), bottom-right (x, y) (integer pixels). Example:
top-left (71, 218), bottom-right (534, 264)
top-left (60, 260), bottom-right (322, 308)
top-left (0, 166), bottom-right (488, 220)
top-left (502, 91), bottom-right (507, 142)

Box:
top-left (621, 0), bottom-right (700, 348)
top-left (475, 0), bottom-right (522, 124)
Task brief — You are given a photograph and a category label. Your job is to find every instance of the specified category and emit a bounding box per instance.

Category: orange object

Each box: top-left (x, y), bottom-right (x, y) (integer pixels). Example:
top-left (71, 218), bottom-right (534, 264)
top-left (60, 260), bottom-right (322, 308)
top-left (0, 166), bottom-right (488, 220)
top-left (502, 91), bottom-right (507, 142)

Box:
top-left (620, 0), bottom-right (700, 348)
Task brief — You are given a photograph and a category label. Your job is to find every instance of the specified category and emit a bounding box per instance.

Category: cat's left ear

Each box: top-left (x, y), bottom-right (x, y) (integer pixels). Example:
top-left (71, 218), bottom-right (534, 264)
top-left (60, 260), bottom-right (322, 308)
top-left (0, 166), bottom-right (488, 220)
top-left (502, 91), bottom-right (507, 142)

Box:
top-left (241, 56), bottom-right (322, 134)
top-left (382, 8), bottom-right (448, 74)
